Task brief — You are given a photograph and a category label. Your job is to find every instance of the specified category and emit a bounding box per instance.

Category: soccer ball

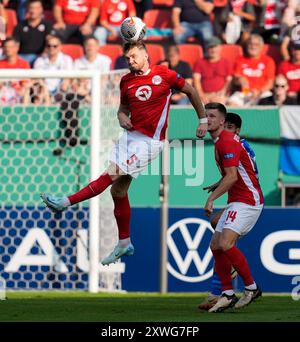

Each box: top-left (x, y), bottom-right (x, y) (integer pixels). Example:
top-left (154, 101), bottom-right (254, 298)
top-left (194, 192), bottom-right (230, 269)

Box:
top-left (120, 16), bottom-right (147, 43)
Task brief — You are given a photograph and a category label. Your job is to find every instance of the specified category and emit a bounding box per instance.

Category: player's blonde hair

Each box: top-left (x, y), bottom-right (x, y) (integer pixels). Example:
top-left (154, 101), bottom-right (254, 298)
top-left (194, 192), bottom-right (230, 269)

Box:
top-left (123, 41), bottom-right (147, 54)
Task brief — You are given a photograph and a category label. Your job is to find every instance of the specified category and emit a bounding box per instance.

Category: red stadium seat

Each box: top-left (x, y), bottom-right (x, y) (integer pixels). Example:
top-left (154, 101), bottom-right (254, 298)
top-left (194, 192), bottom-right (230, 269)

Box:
top-left (143, 9), bottom-right (173, 29)
top-left (61, 44), bottom-right (84, 60)
top-left (178, 44), bottom-right (203, 69)
top-left (262, 44), bottom-right (282, 65)
top-left (219, 44), bottom-right (243, 63)
top-left (152, 0), bottom-right (174, 6)
top-left (214, 0), bottom-right (228, 6)
top-left (146, 44), bottom-right (165, 65)
top-left (98, 44), bottom-right (123, 69)
top-left (186, 36), bottom-right (201, 43)
top-left (6, 9), bottom-right (17, 37)
top-left (144, 9), bottom-right (173, 41)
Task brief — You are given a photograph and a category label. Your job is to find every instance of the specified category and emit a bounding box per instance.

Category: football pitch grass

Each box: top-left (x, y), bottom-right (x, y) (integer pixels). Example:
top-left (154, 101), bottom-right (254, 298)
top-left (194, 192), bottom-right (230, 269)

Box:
top-left (1, 292), bottom-right (299, 322)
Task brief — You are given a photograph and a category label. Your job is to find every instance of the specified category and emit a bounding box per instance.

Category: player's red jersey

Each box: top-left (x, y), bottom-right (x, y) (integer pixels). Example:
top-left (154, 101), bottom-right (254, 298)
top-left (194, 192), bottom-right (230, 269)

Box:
top-left (100, 0), bottom-right (136, 26)
top-left (214, 130), bottom-right (264, 206)
top-left (56, 0), bottom-right (100, 25)
top-left (120, 65), bottom-right (185, 140)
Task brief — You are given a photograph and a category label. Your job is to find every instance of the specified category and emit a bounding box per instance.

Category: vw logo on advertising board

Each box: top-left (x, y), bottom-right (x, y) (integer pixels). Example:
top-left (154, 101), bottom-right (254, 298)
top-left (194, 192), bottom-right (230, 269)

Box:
top-left (167, 218), bottom-right (214, 283)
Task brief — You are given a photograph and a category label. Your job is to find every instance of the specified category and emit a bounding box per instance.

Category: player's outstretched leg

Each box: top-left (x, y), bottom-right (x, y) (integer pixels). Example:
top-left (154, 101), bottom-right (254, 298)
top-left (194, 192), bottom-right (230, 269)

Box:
top-left (235, 286), bottom-right (262, 309)
top-left (41, 172), bottom-right (114, 213)
top-left (40, 193), bottom-right (70, 213)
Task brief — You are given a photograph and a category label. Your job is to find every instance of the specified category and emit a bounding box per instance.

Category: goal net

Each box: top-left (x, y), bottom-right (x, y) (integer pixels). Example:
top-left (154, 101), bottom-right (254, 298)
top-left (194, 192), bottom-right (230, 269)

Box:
top-left (0, 69), bottom-right (128, 292)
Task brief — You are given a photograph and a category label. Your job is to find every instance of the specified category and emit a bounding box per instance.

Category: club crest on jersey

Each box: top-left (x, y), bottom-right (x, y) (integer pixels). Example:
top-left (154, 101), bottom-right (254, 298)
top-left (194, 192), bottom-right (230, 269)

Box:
top-left (152, 75), bottom-right (162, 85)
top-left (234, 134), bottom-right (240, 142)
top-left (224, 153), bottom-right (235, 159)
top-left (126, 154), bottom-right (138, 165)
top-left (135, 85), bottom-right (152, 101)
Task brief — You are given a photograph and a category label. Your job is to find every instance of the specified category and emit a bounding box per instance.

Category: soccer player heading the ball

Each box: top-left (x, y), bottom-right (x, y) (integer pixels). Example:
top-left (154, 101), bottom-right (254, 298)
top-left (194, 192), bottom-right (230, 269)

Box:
top-left (41, 41), bottom-right (208, 265)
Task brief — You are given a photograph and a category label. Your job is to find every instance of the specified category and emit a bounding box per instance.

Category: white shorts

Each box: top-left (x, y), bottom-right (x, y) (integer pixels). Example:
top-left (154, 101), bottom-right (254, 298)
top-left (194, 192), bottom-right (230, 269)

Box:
top-left (109, 130), bottom-right (164, 178)
top-left (215, 202), bottom-right (263, 236)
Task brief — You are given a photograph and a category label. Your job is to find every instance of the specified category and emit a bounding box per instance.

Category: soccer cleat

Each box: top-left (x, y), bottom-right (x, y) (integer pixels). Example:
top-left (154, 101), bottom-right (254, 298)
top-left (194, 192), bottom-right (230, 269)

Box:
top-left (198, 294), bottom-right (219, 311)
top-left (101, 243), bottom-right (135, 266)
top-left (208, 293), bottom-right (238, 313)
top-left (234, 286), bottom-right (262, 309)
top-left (40, 193), bottom-right (67, 213)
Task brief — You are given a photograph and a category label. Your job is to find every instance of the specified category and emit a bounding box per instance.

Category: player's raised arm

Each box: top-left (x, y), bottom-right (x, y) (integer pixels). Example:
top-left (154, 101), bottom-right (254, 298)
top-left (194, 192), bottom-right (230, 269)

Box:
top-left (180, 82), bottom-right (207, 138)
top-left (117, 103), bottom-right (133, 130)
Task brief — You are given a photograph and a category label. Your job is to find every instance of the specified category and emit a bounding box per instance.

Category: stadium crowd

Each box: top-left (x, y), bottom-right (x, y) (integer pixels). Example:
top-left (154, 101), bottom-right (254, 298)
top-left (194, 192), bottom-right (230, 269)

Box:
top-left (0, 0), bottom-right (299, 106)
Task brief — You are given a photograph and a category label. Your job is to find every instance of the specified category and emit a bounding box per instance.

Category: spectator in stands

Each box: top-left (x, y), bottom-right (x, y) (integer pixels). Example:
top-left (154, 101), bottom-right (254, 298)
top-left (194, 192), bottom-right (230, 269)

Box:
top-left (280, 4), bottom-right (300, 60)
top-left (159, 44), bottom-right (193, 105)
top-left (33, 34), bottom-right (73, 94)
top-left (74, 37), bottom-right (111, 98)
top-left (222, 0), bottom-right (255, 44)
top-left (0, 37), bottom-right (30, 69)
top-left (94, 0), bottom-right (136, 46)
top-left (0, 81), bottom-right (20, 105)
top-left (23, 79), bottom-right (52, 105)
top-left (0, 1), bottom-right (7, 41)
top-left (280, 0), bottom-right (300, 39)
top-left (213, 0), bottom-right (228, 40)
top-left (0, 37), bottom-right (30, 103)
top-left (13, 0), bottom-right (52, 66)
top-left (258, 74), bottom-right (299, 105)
top-left (54, 78), bottom-right (91, 146)
top-left (228, 34), bottom-right (276, 106)
top-left (52, 0), bottom-right (100, 43)
top-left (252, 0), bottom-right (286, 43)
top-left (74, 37), bottom-right (112, 72)
top-left (71, 78), bottom-right (91, 104)
top-left (278, 40), bottom-right (300, 97)
top-left (134, 0), bottom-right (152, 19)
top-left (172, 0), bottom-right (214, 52)
top-left (193, 36), bottom-right (233, 104)
top-left (16, 0), bottom-right (28, 22)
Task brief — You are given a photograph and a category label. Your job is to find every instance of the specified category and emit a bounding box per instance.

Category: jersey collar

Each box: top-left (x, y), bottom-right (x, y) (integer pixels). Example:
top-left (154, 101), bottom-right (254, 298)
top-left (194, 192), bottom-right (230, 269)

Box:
top-left (135, 68), bottom-right (151, 76)
top-left (214, 129), bottom-right (226, 144)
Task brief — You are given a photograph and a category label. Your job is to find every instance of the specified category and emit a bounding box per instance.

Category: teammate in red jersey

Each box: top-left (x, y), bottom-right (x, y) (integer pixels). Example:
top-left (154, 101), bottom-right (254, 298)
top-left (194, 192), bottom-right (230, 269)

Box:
top-left (41, 41), bottom-right (208, 265)
top-left (204, 102), bottom-right (263, 312)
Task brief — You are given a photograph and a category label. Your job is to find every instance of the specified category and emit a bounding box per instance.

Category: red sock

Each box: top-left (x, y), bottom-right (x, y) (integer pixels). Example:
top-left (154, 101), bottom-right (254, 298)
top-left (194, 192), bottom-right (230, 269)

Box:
top-left (113, 194), bottom-right (131, 239)
top-left (68, 173), bottom-right (113, 205)
top-left (224, 246), bottom-right (254, 287)
top-left (212, 249), bottom-right (233, 291)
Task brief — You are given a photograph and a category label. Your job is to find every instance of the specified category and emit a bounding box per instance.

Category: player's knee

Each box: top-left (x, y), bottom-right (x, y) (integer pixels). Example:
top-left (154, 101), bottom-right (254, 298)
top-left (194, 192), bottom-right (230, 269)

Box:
top-left (110, 185), bottom-right (127, 198)
top-left (210, 239), bottom-right (218, 251)
top-left (218, 239), bottom-right (234, 252)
